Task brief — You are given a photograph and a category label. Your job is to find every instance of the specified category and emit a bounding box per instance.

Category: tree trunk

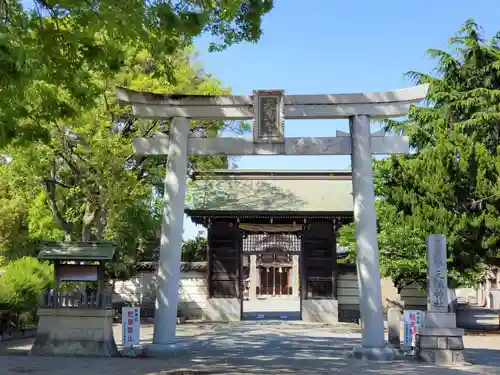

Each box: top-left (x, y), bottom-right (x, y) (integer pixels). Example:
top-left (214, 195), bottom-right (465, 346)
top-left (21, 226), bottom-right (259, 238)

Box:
top-left (43, 180), bottom-right (74, 241)
top-left (81, 204), bottom-right (97, 242)
top-left (95, 208), bottom-right (108, 240)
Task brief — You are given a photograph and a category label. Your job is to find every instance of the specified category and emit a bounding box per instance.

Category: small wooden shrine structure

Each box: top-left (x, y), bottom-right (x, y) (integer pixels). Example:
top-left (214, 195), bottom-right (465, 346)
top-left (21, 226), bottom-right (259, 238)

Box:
top-left (31, 242), bottom-right (118, 357)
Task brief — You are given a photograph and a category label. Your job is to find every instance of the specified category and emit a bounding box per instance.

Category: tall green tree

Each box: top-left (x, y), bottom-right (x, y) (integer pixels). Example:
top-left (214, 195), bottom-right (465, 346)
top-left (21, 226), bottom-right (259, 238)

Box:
top-left (0, 47), bottom-right (239, 277)
top-left (339, 20), bottom-right (500, 290)
top-left (0, 0), bottom-right (274, 147)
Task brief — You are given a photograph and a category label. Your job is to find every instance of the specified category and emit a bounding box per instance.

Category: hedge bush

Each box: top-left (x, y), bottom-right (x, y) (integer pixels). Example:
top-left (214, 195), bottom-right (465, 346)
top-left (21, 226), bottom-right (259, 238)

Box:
top-left (0, 257), bottom-right (53, 328)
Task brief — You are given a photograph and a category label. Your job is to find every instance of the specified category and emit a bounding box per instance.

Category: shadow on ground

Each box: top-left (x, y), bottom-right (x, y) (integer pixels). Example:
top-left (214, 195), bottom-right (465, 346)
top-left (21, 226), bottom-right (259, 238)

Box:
top-left (467, 348), bottom-right (500, 367)
top-left (241, 311), bottom-right (301, 320)
top-left (1, 322), bottom-right (499, 374)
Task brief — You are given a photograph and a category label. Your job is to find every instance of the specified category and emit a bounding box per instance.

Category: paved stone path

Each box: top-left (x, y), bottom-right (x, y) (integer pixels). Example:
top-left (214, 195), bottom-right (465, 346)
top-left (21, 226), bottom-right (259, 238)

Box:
top-left (1, 321), bottom-right (500, 374)
top-left (242, 296), bottom-right (301, 320)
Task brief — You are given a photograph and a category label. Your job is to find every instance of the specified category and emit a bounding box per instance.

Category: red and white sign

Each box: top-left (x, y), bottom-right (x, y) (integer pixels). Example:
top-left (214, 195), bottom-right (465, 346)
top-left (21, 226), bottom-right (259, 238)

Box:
top-left (403, 310), bottom-right (425, 346)
top-left (122, 307), bottom-right (140, 346)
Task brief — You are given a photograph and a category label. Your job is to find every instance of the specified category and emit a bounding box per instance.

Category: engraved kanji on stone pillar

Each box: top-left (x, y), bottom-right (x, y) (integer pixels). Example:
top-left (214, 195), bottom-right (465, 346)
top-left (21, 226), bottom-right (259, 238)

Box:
top-left (253, 90), bottom-right (285, 143)
top-left (427, 234), bottom-right (448, 312)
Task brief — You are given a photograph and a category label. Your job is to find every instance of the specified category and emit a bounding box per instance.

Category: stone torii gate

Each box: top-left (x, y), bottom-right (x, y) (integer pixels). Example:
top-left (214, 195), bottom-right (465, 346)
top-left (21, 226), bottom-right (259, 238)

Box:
top-left (116, 84), bottom-right (428, 358)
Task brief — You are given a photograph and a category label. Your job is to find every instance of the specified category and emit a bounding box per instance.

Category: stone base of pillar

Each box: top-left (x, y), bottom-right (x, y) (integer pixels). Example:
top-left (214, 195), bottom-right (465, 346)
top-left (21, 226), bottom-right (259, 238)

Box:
top-left (31, 308), bottom-right (118, 357)
top-left (425, 311), bottom-right (457, 328)
top-left (414, 328), bottom-right (465, 365)
top-left (350, 346), bottom-right (396, 361)
top-left (144, 342), bottom-right (188, 358)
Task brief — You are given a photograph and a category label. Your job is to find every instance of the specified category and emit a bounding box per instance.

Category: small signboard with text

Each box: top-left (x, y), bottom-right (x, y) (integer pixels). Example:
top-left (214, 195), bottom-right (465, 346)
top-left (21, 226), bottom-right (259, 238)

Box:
top-left (57, 264), bottom-right (99, 281)
top-left (122, 306), bottom-right (140, 346)
top-left (403, 310), bottom-right (425, 347)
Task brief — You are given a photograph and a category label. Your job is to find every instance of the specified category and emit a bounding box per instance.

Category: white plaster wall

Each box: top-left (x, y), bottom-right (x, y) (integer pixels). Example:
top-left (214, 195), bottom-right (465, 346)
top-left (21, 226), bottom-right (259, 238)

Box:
top-left (114, 270), bottom-right (471, 321)
top-left (178, 271), bottom-right (208, 318)
top-left (380, 278), bottom-right (400, 307)
top-left (114, 271), bottom-right (208, 318)
top-left (455, 288), bottom-right (479, 305)
top-left (113, 275), bottom-right (141, 303)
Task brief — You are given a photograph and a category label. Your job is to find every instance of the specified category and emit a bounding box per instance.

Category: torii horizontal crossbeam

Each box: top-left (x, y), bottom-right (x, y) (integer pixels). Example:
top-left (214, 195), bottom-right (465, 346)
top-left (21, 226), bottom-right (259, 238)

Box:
top-left (116, 84), bottom-right (428, 120)
top-left (132, 135), bottom-right (409, 156)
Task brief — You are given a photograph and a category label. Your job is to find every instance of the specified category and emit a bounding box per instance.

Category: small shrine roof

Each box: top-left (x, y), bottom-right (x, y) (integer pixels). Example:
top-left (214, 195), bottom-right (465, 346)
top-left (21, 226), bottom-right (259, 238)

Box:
top-left (185, 170), bottom-right (353, 215)
top-left (38, 242), bottom-right (117, 261)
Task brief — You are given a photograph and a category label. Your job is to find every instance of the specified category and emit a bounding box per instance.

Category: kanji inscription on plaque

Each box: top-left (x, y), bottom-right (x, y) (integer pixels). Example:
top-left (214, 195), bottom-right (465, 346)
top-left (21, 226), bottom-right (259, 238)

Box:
top-left (253, 90), bottom-right (285, 143)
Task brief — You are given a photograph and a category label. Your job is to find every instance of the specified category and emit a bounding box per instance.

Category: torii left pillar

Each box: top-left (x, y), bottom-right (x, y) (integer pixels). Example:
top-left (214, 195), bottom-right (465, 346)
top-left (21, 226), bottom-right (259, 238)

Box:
top-left (148, 117), bottom-right (190, 354)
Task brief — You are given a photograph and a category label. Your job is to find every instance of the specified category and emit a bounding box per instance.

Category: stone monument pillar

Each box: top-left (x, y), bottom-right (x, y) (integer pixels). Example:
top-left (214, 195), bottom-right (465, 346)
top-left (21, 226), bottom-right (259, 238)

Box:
top-left (249, 255), bottom-right (257, 300)
top-left (415, 234), bottom-right (465, 364)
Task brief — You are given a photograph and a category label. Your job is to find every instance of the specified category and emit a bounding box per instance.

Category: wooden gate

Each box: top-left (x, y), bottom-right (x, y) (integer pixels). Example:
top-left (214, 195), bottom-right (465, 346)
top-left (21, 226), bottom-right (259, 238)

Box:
top-left (208, 221), bottom-right (242, 299)
top-left (301, 220), bottom-right (336, 299)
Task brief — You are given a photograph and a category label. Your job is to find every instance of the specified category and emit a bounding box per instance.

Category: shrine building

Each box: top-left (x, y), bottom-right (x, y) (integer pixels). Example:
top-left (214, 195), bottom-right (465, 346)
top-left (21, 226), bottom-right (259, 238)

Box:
top-left (184, 169), bottom-right (354, 323)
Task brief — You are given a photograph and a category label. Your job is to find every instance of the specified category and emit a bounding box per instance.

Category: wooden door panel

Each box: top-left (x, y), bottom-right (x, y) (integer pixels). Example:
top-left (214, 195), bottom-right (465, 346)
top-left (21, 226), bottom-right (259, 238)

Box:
top-left (208, 222), bottom-right (241, 298)
top-left (302, 220), bottom-right (336, 299)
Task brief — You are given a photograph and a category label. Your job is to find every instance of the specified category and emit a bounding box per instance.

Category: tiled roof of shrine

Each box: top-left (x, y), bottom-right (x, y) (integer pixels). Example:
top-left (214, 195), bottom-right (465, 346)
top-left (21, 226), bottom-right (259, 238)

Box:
top-left (185, 170), bottom-right (353, 215)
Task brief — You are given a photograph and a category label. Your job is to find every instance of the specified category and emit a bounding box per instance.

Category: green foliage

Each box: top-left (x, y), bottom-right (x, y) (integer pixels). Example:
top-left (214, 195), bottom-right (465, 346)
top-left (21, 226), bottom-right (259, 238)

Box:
top-left (0, 0), bottom-right (271, 316)
top-left (181, 232), bottom-right (208, 262)
top-left (0, 47), bottom-right (241, 278)
top-left (0, 0), bottom-right (273, 148)
top-left (0, 150), bottom-right (42, 265)
top-left (0, 0), bottom-right (270, 275)
top-left (0, 257), bottom-right (53, 317)
top-left (339, 20), bottom-right (500, 290)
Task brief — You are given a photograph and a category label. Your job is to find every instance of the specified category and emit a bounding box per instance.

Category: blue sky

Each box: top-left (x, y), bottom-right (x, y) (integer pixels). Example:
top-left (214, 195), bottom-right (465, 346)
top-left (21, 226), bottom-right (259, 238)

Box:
top-left (182, 0), bottom-right (500, 239)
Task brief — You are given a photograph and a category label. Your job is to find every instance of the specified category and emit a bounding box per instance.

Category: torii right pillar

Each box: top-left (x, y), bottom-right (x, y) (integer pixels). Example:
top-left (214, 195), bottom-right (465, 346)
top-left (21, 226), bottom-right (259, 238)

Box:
top-left (349, 114), bottom-right (396, 360)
